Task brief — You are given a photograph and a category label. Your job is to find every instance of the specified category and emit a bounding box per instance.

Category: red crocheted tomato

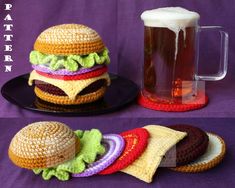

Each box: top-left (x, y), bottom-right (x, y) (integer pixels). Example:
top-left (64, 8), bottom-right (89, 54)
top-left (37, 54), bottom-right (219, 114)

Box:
top-left (99, 128), bottom-right (149, 175)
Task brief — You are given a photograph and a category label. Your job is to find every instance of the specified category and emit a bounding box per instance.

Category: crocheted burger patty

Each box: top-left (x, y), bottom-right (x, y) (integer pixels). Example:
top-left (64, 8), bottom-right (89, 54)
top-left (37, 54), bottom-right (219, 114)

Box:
top-left (35, 80), bottom-right (106, 96)
top-left (28, 71), bottom-right (110, 100)
top-left (162, 124), bottom-right (209, 166)
top-left (171, 133), bottom-right (226, 173)
top-left (34, 86), bottom-right (107, 105)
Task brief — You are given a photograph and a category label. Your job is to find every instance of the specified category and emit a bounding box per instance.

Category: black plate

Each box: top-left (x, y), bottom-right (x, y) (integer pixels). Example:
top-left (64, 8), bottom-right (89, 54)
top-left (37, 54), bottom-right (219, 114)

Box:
top-left (1, 73), bottom-right (139, 116)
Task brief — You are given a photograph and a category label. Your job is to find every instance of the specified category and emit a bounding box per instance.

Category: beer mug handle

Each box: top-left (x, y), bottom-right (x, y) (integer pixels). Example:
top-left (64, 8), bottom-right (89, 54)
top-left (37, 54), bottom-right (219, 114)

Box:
top-left (195, 26), bottom-right (229, 81)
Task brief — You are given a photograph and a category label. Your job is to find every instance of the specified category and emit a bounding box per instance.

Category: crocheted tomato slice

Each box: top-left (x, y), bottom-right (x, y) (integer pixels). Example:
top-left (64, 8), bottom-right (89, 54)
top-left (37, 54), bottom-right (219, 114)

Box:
top-left (72, 134), bottom-right (125, 177)
top-left (99, 128), bottom-right (149, 175)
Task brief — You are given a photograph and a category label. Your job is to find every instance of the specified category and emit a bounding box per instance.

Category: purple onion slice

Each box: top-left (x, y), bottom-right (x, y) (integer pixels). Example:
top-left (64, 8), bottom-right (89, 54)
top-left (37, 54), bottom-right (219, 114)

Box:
top-left (32, 64), bottom-right (104, 76)
top-left (72, 134), bottom-right (125, 177)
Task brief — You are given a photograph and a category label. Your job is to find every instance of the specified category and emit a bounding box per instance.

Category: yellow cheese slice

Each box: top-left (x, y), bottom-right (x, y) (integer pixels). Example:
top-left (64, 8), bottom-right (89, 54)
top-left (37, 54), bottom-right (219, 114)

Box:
top-left (28, 70), bottom-right (110, 100)
top-left (121, 125), bottom-right (187, 183)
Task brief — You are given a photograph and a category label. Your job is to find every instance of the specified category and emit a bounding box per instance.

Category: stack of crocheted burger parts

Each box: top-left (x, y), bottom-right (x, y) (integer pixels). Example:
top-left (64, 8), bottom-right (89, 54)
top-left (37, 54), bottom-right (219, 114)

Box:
top-left (28, 24), bottom-right (111, 105)
top-left (8, 122), bottom-right (226, 183)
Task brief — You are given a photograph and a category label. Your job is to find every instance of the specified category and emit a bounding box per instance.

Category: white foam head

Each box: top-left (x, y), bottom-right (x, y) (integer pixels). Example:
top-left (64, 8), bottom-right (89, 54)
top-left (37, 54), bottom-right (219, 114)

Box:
top-left (141, 7), bottom-right (200, 60)
top-left (141, 7), bottom-right (200, 28)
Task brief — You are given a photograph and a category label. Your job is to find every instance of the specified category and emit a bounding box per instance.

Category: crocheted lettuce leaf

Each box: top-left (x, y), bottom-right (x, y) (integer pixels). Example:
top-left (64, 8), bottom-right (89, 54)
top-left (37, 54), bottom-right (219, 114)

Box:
top-left (33, 129), bottom-right (105, 181)
top-left (29, 48), bottom-right (110, 71)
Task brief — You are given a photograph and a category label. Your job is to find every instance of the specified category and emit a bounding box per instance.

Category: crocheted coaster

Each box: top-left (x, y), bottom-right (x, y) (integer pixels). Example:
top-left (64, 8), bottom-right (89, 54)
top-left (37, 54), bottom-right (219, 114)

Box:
top-left (34, 24), bottom-right (105, 55)
top-left (35, 66), bottom-right (107, 80)
top-left (28, 70), bottom-right (110, 100)
top-left (34, 86), bottom-right (106, 105)
top-left (121, 125), bottom-right (187, 183)
top-left (32, 64), bottom-right (104, 76)
top-left (99, 128), bottom-right (149, 175)
top-left (72, 134), bottom-right (125, 177)
top-left (171, 133), bottom-right (226, 173)
top-left (35, 80), bottom-right (105, 96)
top-left (162, 124), bottom-right (209, 166)
top-left (8, 121), bottom-right (80, 169)
top-left (138, 91), bottom-right (209, 112)
top-left (34, 129), bottom-right (105, 181)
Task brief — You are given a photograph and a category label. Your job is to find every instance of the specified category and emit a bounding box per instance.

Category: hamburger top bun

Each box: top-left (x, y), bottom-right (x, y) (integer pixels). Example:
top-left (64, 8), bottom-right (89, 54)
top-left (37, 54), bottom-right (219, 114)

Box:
top-left (34, 24), bottom-right (105, 56)
top-left (8, 121), bottom-right (80, 169)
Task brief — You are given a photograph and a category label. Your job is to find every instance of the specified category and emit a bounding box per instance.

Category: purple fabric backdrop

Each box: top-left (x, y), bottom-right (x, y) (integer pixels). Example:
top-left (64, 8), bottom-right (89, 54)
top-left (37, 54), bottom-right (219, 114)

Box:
top-left (0, 2), bottom-right (235, 187)
top-left (0, 0), bottom-right (234, 117)
top-left (0, 118), bottom-right (235, 188)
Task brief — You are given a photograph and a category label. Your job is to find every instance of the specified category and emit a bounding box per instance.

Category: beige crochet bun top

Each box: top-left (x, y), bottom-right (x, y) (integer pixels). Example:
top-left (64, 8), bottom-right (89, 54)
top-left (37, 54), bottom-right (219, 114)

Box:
top-left (34, 24), bottom-right (105, 55)
top-left (8, 121), bottom-right (80, 169)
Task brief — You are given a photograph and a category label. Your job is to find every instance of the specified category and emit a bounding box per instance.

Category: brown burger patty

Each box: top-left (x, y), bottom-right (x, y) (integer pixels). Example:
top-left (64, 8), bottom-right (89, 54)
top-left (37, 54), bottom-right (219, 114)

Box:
top-left (35, 80), bottom-right (106, 96)
top-left (162, 124), bottom-right (209, 166)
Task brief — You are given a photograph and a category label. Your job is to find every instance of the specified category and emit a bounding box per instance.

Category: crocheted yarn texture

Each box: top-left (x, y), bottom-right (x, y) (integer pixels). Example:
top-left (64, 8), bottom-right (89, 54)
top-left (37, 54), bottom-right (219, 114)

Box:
top-left (121, 125), bottom-right (187, 183)
top-left (162, 124), bottom-right (209, 166)
top-left (171, 133), bottom-right (226, 173)
top-left (34, 97), bottom-right (108, 112)
top-left (8, 122), bottom-right (227, 183)
top-left (34, 24), bottom-right (105, 55)
top-left (35, 66), bottom-right (108, 80)
top-left (34, 86), bottom-right (106, 105)
top-left (29, 70), bottom-right (110, 100)
top-left (32, 64), bottom-right (104, 76)
top-left (35, 79), bottom-right (105, 96)
top-left (34, 129), bottom-right (105, 181)
top-left (8, 121), bottom-right (80, 169)
top-left (72, 134), bottom-right (125, 177)
top-left (138, 91), bottom-right (209, 112)
top-left (28, 24), bottom-right (111, 105)
top-left (100, 128), bottom-right (149, 175)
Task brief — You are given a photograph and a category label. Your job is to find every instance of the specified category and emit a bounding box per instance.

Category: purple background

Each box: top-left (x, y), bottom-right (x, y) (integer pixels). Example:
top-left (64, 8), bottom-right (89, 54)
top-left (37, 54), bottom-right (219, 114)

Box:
top-left (0, 0), bottom-right (234, 117)
top-left (1, 1), bottom-right (235, 187)
top-left (0, 118), bottom-right (235, 188)
top-left (0, 0), bottom-right (235, 117)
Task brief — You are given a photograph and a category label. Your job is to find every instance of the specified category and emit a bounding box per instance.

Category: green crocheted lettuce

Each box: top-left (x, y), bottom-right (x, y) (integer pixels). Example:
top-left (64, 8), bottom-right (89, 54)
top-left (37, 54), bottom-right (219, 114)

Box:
top-left (33, 129), bottom-right (105, 181)
top-left (29, 48), bottom-right (110, 71)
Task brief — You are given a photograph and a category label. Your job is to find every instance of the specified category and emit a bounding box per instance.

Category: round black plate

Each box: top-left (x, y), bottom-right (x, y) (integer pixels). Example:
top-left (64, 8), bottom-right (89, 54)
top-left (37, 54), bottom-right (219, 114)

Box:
top-left (1, 73), bottom-right (139, 116)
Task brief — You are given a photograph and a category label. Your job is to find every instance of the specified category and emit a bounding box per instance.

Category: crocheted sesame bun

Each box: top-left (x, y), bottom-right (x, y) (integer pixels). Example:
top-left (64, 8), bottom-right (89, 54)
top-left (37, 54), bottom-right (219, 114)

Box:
top-left (34, 24), bottom-right (105, 55)
top-left (8, 121), bottom-right (80, 169)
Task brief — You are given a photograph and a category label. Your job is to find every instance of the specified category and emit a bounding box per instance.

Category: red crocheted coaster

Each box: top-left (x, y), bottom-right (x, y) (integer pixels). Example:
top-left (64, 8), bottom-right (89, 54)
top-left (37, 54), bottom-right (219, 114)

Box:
top-left (36, 66), bottom-right (107, 80)
top-left (138, 91), bottom-right (209, 112)
top-left (99, 128), bottom-right (149, 175)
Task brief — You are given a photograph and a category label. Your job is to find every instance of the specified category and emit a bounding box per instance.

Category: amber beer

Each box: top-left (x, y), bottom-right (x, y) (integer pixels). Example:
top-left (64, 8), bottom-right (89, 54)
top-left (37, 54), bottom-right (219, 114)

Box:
top-left (143, 26), bottom-right (197, 103)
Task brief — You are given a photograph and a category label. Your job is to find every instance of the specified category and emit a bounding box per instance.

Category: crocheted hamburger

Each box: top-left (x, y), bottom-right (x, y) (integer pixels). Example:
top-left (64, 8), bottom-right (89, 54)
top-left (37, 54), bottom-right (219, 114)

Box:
top-left (28, 24), bottom-right (111, 105)
top-left (8, 121), bottom-right (110, 181)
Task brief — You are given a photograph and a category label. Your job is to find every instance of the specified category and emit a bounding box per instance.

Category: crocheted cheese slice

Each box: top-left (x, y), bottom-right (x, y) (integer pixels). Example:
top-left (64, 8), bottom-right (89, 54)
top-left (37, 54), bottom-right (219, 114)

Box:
top-left (121, 125), bottom-right (187, 183)
top-left (28, 70), bottom-right (110, 100)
